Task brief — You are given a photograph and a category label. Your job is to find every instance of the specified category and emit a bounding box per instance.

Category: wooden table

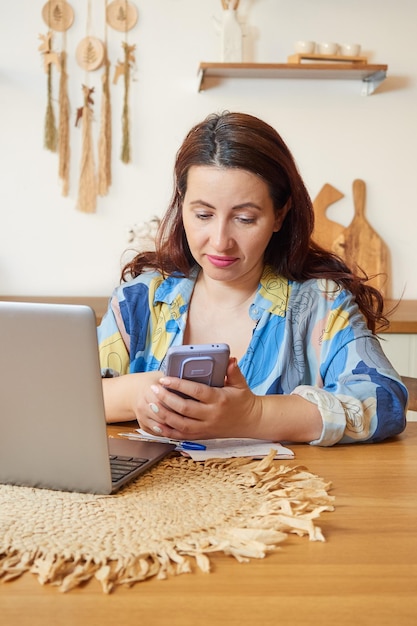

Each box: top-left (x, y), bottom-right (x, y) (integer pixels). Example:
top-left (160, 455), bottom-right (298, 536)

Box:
top-left (1, 423), bottom-right (416, 626)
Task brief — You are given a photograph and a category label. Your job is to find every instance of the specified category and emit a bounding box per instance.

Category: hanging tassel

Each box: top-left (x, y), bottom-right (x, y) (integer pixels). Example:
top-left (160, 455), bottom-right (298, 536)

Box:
top-left (58, 50), bottom-right (70, 196)
top-left (39, 31), bottom-right (59, 152)
top-left (98, 55), bottom-right (112, 196)
top-left (76, 85), bottom-right (97, 213)
top-left (45, 63), bottom-right (58, 152)
top-left (118, 42), bottom-right (135, 164)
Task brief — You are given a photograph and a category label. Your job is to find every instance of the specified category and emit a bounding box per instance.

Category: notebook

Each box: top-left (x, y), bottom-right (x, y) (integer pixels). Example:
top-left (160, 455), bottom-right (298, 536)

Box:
top-left (0, 301), bottom-right (175, 494)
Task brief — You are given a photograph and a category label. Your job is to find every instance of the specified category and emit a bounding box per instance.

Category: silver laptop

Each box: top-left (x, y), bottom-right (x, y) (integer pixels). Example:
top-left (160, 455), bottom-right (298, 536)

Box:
top-left (0, 301), bottom-right (175, 494)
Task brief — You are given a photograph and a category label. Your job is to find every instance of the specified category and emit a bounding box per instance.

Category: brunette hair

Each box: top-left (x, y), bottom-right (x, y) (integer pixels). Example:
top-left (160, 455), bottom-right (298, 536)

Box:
top-left (122, 111), bottom-right (387, 332)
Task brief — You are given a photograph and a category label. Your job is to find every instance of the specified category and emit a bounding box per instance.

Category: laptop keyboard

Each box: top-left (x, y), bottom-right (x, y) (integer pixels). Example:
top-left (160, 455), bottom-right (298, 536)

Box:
top-left (109, 454), bottom-right (148, 483)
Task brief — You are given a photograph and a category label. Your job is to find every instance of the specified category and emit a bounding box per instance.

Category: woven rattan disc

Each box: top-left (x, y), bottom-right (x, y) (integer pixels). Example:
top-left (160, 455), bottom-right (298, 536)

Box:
top-left (76, 37), bottom-right (105, 71)
top-left (0, 454), bottom-right (334, 593)
top-left (106, 0), bottom-right (138, 32)
top-left (42, 0), bottom-right (74, 32)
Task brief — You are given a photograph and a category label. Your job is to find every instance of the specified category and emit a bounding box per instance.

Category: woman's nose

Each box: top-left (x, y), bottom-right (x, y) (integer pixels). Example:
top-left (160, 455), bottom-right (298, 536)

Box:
top-left (212, 222), bottom-right (233, 251)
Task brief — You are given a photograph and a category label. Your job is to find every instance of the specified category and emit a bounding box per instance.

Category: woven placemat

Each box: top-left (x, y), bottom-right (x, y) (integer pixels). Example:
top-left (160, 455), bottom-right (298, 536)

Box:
top-left (0, 452), bottom-right (334, 593)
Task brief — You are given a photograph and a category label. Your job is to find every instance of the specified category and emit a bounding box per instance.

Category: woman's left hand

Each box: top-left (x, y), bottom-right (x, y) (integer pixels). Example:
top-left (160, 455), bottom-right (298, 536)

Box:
top-left (141, 358), bottom-right (262, 440)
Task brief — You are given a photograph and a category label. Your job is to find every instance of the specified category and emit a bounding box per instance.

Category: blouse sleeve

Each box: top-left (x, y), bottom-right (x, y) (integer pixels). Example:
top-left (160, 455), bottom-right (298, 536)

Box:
top-left (97, 291), bottom-right (130, 377)
top-left (291, 286), bottom-right (407, 446)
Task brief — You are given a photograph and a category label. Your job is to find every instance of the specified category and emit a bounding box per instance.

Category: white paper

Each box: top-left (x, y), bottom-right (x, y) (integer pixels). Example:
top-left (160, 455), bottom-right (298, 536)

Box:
top-left (178, 438), bottom-right (294, 461)
top-left (122, 429), bottom-right (294, 461)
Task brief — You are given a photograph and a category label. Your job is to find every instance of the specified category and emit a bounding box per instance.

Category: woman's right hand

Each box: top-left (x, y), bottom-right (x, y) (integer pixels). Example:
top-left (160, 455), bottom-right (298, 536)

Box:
top-left (102, 371), bottom-right (163, 424)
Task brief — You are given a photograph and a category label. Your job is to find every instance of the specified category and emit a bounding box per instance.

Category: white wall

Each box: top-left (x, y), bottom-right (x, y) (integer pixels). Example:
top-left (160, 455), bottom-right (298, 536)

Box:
top-left (1, 0), bottom-right (416, 298)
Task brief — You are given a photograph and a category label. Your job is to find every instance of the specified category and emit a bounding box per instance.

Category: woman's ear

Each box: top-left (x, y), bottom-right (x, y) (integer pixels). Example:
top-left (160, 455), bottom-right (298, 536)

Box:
top-left (273, 198), bottom-right (291, 232)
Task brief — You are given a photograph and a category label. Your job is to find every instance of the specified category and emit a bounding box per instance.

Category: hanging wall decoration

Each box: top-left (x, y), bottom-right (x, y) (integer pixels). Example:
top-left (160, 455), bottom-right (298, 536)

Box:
top-left (107, 0), bottom-right (138, 164)
top-left (75, 85), bottom-right (97, 213)
top-left (38, 31), bottom-right (60, 153)
top-left (98, 1), bottom-right (113, 197)
top-left (57, 50), bottom-right (70, 196)
top-left (41, 0), bottom-right (74, 194)
top-left (75, 36), bottom-right (106, 72)
top-left (114, 42), bottom-right (136, 164)
top-left (42, 0), bottom-right (74, 32)
top-left (37, 0), bottom-right (138, 212)
top-left (74, 34), bottom-right (104, 210)
top-left (106, 0), bottom-right (138, 32)
top-left (98, 57), bottom-right (112, 196)
top-left (74, 1), bottom-right (106, 213)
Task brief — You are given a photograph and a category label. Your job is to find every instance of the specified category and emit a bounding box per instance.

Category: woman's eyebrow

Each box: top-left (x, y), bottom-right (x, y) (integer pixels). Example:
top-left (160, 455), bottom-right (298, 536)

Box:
top-left (232, 202), bottom-right (263, 211)
top-left (188, 199), bottom-right (214, 208)
top-left (188, 199), bottom-right (263, 211)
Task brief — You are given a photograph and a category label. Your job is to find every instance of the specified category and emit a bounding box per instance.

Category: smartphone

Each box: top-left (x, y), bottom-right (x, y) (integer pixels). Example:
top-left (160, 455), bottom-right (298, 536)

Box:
top-left (164, 343), bottom-right (230, 388)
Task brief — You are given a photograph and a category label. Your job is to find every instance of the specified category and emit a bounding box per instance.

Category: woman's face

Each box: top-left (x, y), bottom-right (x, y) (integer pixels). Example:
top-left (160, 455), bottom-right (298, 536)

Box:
top-left (182, 165), bottom-right (287, 286)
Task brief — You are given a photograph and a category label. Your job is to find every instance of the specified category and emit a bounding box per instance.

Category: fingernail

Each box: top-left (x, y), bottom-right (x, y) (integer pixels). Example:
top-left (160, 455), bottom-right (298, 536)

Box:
top-left (151, 384), bottom-right (159, 394)
top-left (152, 424), bottom-right (163, 434)
top-left (149, 402), bottom-right (159, 414)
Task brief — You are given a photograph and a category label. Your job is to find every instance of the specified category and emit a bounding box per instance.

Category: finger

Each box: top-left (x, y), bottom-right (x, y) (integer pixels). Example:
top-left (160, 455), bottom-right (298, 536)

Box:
top-left (158, 376), bottom-right (211, 405)
top-left (162, 412), bottom-right (201, 439)
top-left (143, 410), bottom-right (196, 440)
top-left (151, 422), bottom-right (163, 434)
top-left (143, 389), bottom-right (196, 436)
top-left (149, 385), bottom-right (205, 436)
top-left (138, 398), bottom-right (166, 435)
top-left (225, 358), bottom-right (247, 388)
top-left (140, 419), bottom-right (164, 436)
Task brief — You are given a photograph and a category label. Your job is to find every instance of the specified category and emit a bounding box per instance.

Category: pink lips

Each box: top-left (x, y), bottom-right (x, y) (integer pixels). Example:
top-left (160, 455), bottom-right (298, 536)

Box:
top-left (207, 255), bottom-right (238, 268)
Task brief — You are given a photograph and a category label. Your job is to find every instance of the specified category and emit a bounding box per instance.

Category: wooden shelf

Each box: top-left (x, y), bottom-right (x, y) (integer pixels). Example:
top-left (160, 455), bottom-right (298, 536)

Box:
top-left (197, 62), bottom-right (388, 95)
top-left (382, 300), bottom-right (417, 334)
top-left (1, 296), bottom-right (415, 333)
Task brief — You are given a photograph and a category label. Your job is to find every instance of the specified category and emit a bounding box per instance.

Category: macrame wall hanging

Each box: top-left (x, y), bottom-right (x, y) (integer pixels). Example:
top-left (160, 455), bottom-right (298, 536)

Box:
top-left (38, 0), bottom-right (138, 213)
top-left (106, 0), bottom-right (138, 164)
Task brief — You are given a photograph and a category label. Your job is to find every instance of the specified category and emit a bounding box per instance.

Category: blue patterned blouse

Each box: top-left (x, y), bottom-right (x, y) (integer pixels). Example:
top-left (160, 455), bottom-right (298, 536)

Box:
top-left (97, 266), bottom-right (407, 446)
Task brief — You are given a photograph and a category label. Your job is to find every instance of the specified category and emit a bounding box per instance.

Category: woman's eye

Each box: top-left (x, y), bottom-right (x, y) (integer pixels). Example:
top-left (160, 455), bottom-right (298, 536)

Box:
top-left (192, 211), bottom-right (256, 224)
top-left (236, 216), bottom-right (256, 224)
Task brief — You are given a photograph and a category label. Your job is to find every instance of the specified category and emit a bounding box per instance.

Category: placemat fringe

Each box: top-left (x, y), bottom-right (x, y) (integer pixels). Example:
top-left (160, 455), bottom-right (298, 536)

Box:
top-left (1, 452), bottom-right (334, 593)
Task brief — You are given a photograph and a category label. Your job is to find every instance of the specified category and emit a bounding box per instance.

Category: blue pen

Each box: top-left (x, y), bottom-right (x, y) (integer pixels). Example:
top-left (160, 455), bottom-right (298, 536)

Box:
top-left (177, 441), bottom-right (206, 451)
top-left (118, 433), bottom-right (206, 450)
top-left (152, 437), bottom-right (207, 451)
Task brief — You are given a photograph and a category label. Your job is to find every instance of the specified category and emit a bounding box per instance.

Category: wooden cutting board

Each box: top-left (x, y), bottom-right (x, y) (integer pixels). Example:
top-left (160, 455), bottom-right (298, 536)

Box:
top-left (332, 179), bottom-right (390, 295)
top-left (312, 183), bottom-right (345, 250)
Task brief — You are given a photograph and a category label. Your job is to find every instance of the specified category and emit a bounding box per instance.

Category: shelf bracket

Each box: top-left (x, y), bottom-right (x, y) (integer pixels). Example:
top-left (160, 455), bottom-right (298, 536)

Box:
top-left (196, 67), bottom-right (204, 92)
top-left (361, 70), bottom-right (387, 96)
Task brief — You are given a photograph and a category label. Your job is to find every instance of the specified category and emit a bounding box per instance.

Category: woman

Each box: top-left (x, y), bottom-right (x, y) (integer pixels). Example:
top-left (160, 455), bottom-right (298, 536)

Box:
top-left (98, 111), bottom-right (407, 445)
